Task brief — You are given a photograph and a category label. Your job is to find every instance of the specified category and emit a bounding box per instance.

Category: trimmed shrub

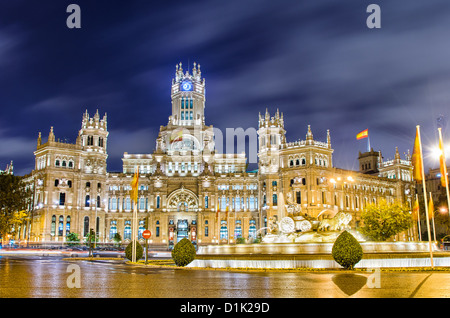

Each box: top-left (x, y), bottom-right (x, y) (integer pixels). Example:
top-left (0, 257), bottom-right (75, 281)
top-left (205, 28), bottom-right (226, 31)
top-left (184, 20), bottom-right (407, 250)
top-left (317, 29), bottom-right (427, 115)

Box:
top-left (125, 240), bottom-right (143, 261)
top-left (171, 238), bottom-right (196, 267)
top-left (332, 231), bottom-right (363, 269)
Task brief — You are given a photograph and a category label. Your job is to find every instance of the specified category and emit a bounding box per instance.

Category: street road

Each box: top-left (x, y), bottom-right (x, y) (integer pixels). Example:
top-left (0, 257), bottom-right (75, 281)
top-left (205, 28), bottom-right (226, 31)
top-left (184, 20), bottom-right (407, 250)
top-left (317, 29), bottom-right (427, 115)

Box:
top-left (0, 255), bottom-right (449, 298)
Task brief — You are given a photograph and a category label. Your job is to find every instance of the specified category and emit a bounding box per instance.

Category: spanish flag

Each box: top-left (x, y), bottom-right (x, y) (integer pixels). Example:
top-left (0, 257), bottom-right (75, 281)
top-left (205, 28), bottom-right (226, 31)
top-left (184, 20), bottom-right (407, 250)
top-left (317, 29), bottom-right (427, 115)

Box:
top-left (356, 129), bottom-right (368, 140)
top-left (412, 126), bottom-right (423, 182)
top-left (170, 129), bottom-right (183, 144)
top-left (438, 129), bottom-right (447, 187)
top-left (428, 196), bottom-right (434, 220)
top-left (130, 166), bottom-right (139, 203)
top-left (412, 198), bottom-right (420, 222)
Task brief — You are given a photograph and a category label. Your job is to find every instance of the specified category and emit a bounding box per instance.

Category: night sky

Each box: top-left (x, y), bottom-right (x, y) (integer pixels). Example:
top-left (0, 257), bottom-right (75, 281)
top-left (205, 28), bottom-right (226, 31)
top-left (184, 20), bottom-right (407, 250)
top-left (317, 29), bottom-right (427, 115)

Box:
top-left (1, 1), bottom-right (450, 176)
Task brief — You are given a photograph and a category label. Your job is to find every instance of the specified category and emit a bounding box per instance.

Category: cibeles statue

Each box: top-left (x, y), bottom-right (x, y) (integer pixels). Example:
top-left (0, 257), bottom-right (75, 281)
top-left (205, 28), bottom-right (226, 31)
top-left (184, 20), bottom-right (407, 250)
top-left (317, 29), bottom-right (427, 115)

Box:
top-left (285, 193), bottom-right (301, 216)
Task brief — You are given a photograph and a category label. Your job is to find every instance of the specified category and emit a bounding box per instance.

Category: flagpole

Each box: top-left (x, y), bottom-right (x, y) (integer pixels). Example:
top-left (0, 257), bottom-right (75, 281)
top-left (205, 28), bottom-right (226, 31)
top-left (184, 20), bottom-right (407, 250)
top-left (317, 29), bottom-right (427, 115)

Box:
top-left (415, 194), bottom-right (422, 241)
top-left (133, 196), bottom-right (137, 263)
top-left (131, 165), bottom-right (139, 263)
top-left (438, 127), bottom-right (450, 225)
top-left (417, 125), bottom-right (434, 267)
top-left (429, 192), bottom-right (437, 242)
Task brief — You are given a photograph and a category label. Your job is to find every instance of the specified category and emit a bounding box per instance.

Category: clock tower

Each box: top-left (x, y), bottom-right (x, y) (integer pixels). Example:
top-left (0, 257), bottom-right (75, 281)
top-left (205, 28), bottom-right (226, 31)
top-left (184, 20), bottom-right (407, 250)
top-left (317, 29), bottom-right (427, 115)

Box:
top-left (170, 62), bottom-right (206, 127)
top-left (154, 62), bottom-right (214, 154)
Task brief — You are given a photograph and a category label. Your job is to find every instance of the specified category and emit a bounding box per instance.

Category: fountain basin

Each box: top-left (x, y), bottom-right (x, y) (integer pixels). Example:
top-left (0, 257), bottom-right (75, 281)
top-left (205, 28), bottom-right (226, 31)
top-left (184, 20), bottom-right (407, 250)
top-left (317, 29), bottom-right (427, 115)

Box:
top-left (188, 242), bottom-right (450, 269)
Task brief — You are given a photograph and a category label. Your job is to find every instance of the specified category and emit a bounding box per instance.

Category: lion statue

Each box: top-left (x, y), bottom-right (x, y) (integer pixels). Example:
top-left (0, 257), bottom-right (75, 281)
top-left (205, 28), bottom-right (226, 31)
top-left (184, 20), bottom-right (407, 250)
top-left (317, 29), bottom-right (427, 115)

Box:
top-left (318, 211), bottom-right (352, 232)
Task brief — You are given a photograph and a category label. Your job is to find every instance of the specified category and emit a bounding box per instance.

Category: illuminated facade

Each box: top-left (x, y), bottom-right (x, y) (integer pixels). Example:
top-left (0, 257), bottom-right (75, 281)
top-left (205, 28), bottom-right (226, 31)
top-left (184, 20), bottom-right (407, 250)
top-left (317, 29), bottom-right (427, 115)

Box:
top-left (26, 63), bottom-right (416, 246)
top-left (258, 110), bottom-right (416, 240)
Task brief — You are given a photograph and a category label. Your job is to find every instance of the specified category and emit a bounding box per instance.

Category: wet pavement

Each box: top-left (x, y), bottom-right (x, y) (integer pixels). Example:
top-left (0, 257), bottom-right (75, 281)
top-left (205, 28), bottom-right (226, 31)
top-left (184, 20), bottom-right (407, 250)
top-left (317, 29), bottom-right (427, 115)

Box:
top-left (0, 255), bottom-right (449, 298)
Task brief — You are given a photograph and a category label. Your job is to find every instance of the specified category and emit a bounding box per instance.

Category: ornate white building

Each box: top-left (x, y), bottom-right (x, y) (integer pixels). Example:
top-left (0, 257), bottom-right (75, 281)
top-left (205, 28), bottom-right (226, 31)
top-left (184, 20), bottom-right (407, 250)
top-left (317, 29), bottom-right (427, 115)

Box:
top-left (26, 63), bottom-right (416, 247)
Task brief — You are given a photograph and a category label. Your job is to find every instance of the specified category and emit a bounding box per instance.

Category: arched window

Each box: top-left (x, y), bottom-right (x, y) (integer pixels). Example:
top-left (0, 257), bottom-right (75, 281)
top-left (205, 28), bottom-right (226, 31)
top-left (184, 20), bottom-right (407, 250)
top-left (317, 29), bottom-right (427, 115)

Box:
top-left (51, 215), bottom-right (56, 236)
top-left (97, 196), bottom-right (101, 208)
top-left (249, 219), bottom-right (257, 239)
top-left (68, 161), bottom-right (74, 168)
top-left (138, 220), bottom-right (145, 239)
top-left (85, 195), bottom-right (90, 207)
top-left (156, 196), bottom-right (160, 209)
top-left (58, 216), bottom-right (64, 236)
top-left (234, 220), bottom-right (242, 239)
top-left (83, 216), bottom-right (89, 237)
top-left (109, 220), bottom-right (117, 239)
top-left (55, 160), bottom-right (60, 167)
top-left (66, 216), bottom-right (71, 234)
top-left (220, 220), bottom-right (228, 240)
top-left (205, 196), bottom-right (209, 209)
top-left (124, 221), bottom-right (131, 240)
top-left (290, 160), bottom-right (294, 167)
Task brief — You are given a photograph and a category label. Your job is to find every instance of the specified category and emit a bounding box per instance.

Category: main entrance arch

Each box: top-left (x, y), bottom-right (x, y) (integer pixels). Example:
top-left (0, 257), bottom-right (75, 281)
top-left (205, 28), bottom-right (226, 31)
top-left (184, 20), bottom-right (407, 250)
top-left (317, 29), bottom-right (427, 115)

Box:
top-left (166, 187), bottom-right (199, 246)
top-left (166, 186), bottom-right (199, 212)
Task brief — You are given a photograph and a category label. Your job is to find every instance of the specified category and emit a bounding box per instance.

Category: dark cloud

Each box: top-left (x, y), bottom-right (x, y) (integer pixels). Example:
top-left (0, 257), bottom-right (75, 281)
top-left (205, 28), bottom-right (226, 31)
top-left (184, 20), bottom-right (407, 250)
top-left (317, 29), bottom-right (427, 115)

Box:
top-left (1, 1), bottom-right (450, 174)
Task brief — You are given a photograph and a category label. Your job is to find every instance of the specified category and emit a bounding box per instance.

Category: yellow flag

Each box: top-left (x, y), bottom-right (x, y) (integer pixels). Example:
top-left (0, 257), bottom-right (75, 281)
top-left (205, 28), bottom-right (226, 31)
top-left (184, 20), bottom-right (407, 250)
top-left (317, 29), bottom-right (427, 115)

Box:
top-left (412, 198), bottom-right (420, 221)
top-left (412, 126), bottom-right (423, 182)
top-left (428, 196), bottom-right (434, 220)
top-left (439, 130), bottom-right (447, 187)
top-left (130, 166), bottom-right (139, 203)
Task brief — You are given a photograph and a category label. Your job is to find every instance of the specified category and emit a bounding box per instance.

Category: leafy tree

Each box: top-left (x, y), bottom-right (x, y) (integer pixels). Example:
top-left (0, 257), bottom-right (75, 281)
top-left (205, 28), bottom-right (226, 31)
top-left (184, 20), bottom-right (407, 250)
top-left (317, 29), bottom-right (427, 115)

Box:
top-left (125, 240), bottom-right (143, 261)
top-left (0, 175), bottom-right (31, 240)
top-left (359, 199), bottom-right (412, 241)
top-left (332, 230), bottom-right (363, 269)
top-left (113, 233), bottom-right (122, 247)
top-left (66, 232), bottom-right (80, 246)
top-left (171, 238), bottom-right (196, 267)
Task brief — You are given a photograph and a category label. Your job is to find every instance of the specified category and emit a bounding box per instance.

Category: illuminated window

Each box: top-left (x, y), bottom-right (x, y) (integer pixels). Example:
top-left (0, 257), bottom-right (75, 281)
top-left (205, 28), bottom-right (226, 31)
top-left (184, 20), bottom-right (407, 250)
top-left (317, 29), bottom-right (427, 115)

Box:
top-left (249, 220), bottom-right (257, 239)
top-left (83, 216), bottom-right (89, 237)
top-left (220, 220), bottom-right (228, 240)
top-left (124, 221), bottom-right (131, 240)
top-left (66, 216), bottom-right (71, 234)
top-left (109, 221), bottom-right (117, 239)
top-left (51, 215), bottom-right (56, 236)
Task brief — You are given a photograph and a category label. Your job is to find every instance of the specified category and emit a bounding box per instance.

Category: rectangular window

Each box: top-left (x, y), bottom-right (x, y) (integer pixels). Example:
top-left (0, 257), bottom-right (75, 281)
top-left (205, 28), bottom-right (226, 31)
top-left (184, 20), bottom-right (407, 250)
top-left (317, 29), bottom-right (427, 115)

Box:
top-left (111, 198), bottom-right (117, 210)
top-left (59, 193), bottom-right (66, 206)
top-left (190, 99), bottom-right (193, 109)
top-left (296, 191), bottom-right (301, 204)
top-left (181, 111), bottom-right (184, 120)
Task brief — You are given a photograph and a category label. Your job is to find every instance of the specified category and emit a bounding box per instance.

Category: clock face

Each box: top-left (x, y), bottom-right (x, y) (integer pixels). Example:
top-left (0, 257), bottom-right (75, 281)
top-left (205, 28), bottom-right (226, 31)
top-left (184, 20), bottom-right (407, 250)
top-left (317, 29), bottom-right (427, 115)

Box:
top-left (180, 80), bottom-right (193, 91)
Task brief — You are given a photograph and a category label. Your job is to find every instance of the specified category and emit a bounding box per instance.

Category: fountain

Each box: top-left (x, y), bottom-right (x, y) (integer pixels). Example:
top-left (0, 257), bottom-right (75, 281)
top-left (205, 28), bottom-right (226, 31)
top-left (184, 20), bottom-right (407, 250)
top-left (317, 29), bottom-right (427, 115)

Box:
top-left (188, 193), bottom-right (448, 269)
top-left (261, 192), bottom-right (367, 243)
